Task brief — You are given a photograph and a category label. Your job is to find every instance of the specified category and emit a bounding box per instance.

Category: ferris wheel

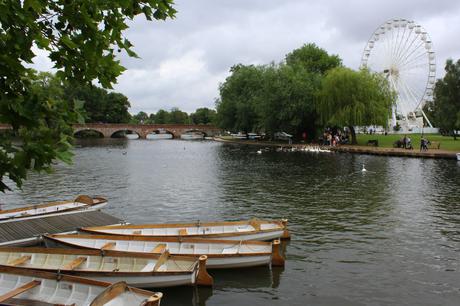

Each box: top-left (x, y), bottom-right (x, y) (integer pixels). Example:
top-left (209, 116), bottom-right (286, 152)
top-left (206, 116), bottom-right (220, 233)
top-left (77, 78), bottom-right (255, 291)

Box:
top-left (360, 18), bottom-right (436, 127)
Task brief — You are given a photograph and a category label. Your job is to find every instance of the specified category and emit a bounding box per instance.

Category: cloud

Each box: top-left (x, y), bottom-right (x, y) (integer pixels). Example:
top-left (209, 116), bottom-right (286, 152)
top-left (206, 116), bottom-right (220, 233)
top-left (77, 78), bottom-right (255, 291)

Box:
top-left (32, 0), bottom-right (460, 114)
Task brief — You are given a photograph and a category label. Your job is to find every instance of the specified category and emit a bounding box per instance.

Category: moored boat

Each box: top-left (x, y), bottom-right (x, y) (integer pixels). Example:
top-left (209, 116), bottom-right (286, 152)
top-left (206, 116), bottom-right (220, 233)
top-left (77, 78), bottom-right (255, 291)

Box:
top-left (457, 153), bottom-right (460, 161)
top-left (44, 234), bottom-right (285, 269)
top-left (81, 218), bottom-right (291, 241)
top-left (0, 195), bottom-right (108, 222)
top-left (0, 247), bottom-right (212, 288)
top-left (0, 266), bottom-right (162, 306)
top-left (125, 133), bottom-right (139, 139)
top-left (147, 133), bottom-right (173, 140)
top-left (180, 133), bottom-right (204, 140)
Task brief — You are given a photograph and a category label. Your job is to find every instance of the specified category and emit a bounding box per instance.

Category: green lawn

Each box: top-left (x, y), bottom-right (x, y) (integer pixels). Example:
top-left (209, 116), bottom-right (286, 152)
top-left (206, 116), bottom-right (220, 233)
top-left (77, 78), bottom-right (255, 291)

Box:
top-left (357, 134), bottom-right (460, 151)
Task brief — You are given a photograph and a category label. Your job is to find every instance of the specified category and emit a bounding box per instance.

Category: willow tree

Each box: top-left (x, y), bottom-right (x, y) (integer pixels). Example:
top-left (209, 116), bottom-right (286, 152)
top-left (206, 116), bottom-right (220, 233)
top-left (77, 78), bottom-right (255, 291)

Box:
top-left (0, 0), bottom-right (175, 191)
top-left (317, 67), bottom-right (395, 144)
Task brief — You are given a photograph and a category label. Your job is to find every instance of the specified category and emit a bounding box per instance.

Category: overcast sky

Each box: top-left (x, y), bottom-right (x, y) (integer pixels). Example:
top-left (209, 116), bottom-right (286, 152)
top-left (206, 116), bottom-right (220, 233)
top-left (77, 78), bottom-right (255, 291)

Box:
top-left (33, 0), bottom-right (460, 114)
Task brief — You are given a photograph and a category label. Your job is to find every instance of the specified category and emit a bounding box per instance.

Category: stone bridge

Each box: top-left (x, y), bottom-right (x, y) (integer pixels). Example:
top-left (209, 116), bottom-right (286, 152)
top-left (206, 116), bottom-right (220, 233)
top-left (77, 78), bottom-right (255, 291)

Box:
top-left (73, 123), bottom-right (221, 138)
top-left (0, 123), bottom-right (221, 139)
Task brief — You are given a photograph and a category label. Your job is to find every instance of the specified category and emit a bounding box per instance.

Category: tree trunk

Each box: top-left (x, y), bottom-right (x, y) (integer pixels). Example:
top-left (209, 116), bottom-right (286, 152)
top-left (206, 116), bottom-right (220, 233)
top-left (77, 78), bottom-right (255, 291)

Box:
top-left (349, 126), bottom-right (357, 145)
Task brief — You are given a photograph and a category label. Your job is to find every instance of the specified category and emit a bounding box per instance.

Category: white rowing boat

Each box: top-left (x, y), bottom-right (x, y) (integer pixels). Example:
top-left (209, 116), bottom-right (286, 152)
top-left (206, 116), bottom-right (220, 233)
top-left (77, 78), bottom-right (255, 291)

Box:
top-left (0, 266), bottom-right (162, 305)
top-left (0, 247), bottom-right (212, 288)
top-left (44, 234), bottom-right (285, 269)
top-left (81, 219), bottom-right (291, 241)
top-left (0, 195), bottom-right (107, 222)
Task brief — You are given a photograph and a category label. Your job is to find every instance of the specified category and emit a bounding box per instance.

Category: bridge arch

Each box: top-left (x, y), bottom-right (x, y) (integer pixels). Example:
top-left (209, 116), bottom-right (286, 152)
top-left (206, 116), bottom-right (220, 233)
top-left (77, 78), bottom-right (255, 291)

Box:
top-left (146, 129), bottom-right (175, 139)
top-left (110, 129), bottom-right (140, 139)
top-left (182, 129), bottom-right (208, 137)
top-left (74, 129), bottom-right (104, 138)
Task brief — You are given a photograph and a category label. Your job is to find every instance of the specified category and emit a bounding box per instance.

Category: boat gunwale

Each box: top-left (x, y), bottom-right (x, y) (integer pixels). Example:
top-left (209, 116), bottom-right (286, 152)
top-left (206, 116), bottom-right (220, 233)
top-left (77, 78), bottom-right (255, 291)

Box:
top-left (0, 196), bottom-right (108, 220)
top-left (44, 234), bottom-right (273, 258)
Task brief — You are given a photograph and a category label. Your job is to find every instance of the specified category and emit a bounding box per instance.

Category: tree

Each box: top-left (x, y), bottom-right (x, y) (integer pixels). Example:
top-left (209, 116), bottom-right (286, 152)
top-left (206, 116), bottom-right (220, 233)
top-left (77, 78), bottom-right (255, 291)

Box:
top-left (217, 65), bottom-right (262, 134)
top-left (318, 68), bottom-right (396, 144)
top-left (0, 0), bottom-right (175, 191)
top-left (168, 107), bottom-right (189, 124)
top-left (255, 64), bottom-right (319, 139)
top-left (433, 59), bottom-right (460, 139)
top-left (131, 111), bottom-right (149, 124)
top-left (190, 107), bottom-right (216, 125)
top-left (64, 84), bottom-right (131, 123)
top-left (286, 43), bottom-right (342, 74)
top-left (155, 109), bottom-right (169, 124)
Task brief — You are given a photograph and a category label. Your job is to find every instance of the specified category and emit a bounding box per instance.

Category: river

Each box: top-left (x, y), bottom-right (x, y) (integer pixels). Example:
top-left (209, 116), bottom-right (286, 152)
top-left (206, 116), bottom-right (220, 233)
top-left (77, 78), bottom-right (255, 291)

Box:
top-left (1, 139), bottom-right (459, 306)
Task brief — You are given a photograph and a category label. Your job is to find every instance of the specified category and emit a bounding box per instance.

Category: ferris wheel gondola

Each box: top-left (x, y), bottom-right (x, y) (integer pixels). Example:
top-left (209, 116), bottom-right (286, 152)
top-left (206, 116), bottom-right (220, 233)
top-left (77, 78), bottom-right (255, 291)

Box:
top-left (361, 18), bottom-right (436, 128)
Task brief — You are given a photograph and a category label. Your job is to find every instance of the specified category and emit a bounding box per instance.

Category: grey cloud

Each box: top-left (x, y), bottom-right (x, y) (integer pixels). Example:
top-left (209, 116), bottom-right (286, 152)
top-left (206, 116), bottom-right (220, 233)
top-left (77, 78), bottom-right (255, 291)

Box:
top-left (31, 0), bottom-right (460, 114)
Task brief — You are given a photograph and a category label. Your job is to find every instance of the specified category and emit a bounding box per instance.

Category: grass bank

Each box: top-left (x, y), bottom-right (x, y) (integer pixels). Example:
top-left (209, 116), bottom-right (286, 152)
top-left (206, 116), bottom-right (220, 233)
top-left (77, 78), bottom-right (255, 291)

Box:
top-left (356, 134), bottom-right (460, 151)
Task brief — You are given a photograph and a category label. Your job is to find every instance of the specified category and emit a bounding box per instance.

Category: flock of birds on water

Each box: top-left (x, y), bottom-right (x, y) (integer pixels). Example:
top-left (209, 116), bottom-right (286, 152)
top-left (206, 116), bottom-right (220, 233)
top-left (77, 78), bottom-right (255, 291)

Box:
top-left (256, 145), bottom-right (332, 155)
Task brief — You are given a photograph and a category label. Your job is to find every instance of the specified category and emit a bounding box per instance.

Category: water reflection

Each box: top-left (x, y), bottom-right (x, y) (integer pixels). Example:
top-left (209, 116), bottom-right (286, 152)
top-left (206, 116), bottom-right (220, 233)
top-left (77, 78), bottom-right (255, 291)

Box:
top-left (0, 139), bottom-right (459, 306)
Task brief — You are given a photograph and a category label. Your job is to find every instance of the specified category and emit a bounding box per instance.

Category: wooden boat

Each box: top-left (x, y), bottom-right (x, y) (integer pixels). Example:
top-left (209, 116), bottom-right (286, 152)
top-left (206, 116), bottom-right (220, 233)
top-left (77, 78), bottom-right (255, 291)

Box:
top-left (0, 266), bottom-right (162, 305)
top-left (0, 195), bottom-right (107, 222)
top-left (180, 133), bottom-right (204, 140)
top-left (0, 247), bottom-right (212, 288)
top-left (81, 218), bottom-right (291, 241)
top-left (45, 234), bottom-right (285, 269)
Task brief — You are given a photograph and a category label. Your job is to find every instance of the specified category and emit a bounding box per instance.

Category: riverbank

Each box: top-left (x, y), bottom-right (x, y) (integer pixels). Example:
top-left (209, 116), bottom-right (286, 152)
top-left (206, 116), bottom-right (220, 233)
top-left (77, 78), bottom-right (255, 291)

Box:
top-left (214, 137), bottom-right (459, 160)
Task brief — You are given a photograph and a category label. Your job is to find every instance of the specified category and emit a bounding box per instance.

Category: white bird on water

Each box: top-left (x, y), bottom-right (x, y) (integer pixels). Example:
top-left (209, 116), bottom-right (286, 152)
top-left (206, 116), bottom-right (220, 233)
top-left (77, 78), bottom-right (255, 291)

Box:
top-left (361, 164), bottom-right (367, 172)
top-left (257, 149), bottom-right (262, 154)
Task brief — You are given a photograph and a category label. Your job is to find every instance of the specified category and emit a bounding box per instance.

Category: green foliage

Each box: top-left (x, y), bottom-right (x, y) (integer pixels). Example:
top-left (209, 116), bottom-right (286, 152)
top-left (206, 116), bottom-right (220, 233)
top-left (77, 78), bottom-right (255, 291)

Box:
top-left (433, 59), bottom-right (460, 139)
top-left (217, 65), bottom-right (262, 133)
top-left (64, 84), bottom-right (131, 123)
top-left (216, 43), bottom-right (341, 139)
top-left (190, 107), bottom-right (216, 125)
top-left (286, 43), bottom-right (342, 74)
top-left (131, 111), bottom-right (149, 124)
top-left (154, 109), bottom-right (169, 124)
top-left (0, 0), bottom-right (176, 191)
top-left (168, 107), bottom-right (189, 124)
top-left (318, 67), bottom-right (396, 144)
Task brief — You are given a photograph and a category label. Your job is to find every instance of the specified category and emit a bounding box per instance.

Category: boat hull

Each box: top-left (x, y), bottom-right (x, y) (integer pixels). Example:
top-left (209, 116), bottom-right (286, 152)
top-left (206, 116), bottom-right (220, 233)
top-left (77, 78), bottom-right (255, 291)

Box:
top-left (0, 195), bottom-right (108, 222)
top-left (0, 247), bottom-right (206, 288)
top-left (180, 134), bottom-right (204, 140)
top-left (44, 234), bottom-right (280, 269)
top-left (147, 133), bottom-right (173, 140)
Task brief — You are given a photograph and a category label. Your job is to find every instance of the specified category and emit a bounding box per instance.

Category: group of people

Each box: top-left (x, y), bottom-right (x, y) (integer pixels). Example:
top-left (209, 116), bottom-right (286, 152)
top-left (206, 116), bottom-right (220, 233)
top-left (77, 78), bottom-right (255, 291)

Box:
top-left (394, 135), bottom-right (430, 151)
top-left (321, 129), bottom-right (350, 146)
top-left (420, 137), bottom-right (430, 151)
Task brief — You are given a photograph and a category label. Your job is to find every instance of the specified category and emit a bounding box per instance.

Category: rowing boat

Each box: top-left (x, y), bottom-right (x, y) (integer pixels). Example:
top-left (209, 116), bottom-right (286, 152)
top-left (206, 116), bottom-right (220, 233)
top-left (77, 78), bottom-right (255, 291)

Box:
top-left (0, 247), bottom-right (212, 288)
top-left (0, 195), bottom-right (107, 222)
top-left (0, 266), bottom-right (162, 305)
top-left (44, 234), bottom-right (285, 269)
top-left (81, 218), bottom-right (291, 241)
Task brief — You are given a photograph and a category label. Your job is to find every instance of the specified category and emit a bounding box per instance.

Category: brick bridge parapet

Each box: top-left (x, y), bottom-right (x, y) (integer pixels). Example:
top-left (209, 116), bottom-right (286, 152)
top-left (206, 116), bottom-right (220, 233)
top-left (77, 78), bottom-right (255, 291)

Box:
top-left (72, 123), bottom-right (221, 138)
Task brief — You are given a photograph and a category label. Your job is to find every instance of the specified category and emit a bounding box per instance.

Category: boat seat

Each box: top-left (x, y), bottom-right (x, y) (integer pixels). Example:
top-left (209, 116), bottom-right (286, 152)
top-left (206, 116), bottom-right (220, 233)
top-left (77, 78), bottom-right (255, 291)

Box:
top-left (221, 247), bottom-right (238, 254)
top-left (249, 219), bottom-right (261, 231)
top-left (141, 262), bottom-right (156, 272)
top-left (0, 280), bottom-right (41, 303)
top-left (153, 250), bottom-right (170, 271)
top-left (62, 257), bottom-right (87, 270)
top-left (178, 228), bottom-right (188, 236)
top-left (101, 242), bottom-right (116, 250)
top-left (7, 255), bottom-right (31, 266)
top-left (151, 244), bottom-right (167, 253)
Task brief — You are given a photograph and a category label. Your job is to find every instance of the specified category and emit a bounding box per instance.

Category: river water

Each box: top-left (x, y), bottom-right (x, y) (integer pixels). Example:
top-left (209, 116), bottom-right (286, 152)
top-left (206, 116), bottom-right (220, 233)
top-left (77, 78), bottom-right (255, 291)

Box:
top-left (1, 139), bottom-right (459, 306)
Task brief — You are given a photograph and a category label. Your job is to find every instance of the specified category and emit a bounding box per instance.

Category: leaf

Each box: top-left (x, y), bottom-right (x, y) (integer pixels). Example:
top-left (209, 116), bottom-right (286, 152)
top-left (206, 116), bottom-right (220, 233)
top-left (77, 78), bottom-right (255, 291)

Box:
top-left (60, 35), bottom-right (78, 49)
